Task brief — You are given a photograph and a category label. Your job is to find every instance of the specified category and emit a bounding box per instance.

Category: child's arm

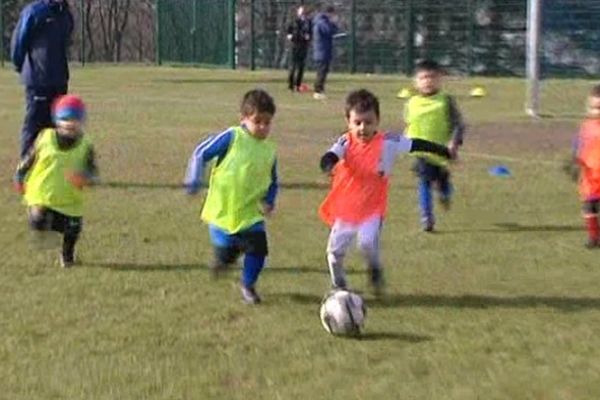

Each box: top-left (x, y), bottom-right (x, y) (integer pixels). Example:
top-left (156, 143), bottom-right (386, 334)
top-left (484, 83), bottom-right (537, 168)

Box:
top-left (184, 130), bottom-right (233, 194)
top-left (66, 146), bottom-right (100, 189)
top-left (262, 159), bottom-right (279, 215)
top-left (320, 135), bottom-right (348, 174)
top-left (381, 133), bottom-right (452, 173)
top-left (13, 147), bottom-right (37, 194)
top-left (448, 96), bottom-right (466, 154)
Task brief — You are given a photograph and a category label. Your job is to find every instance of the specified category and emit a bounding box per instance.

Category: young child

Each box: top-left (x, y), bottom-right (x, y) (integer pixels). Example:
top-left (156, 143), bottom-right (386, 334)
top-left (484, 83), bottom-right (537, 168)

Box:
top-left (13, 94), bottom-right (98, 268)
top-left (184, 89), bottom-right (278, 305)
top-left (319, 89), bottom-right (452, 293)
top-left (574, 84), bottom-right (600, 248)
top-left (404, 59), bottom-right (465, 232)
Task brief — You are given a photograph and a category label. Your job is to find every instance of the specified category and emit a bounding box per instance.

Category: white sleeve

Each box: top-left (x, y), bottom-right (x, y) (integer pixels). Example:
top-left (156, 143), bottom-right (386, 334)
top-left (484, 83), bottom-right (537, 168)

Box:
top-left (328, 135), bottom-right (349, 159)
top-left (379, 132), bottom-right (413, 176)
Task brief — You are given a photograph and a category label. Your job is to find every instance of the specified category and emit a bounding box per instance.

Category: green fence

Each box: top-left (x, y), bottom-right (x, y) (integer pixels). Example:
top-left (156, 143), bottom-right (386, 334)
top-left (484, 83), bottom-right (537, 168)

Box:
top-left (0, 0), bottom-right (600, 78)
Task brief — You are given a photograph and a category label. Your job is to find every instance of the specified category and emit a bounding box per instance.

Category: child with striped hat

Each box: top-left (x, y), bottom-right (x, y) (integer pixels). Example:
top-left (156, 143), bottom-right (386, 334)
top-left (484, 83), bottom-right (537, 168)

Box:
top-left (13, 94), bottom-right (99, 267)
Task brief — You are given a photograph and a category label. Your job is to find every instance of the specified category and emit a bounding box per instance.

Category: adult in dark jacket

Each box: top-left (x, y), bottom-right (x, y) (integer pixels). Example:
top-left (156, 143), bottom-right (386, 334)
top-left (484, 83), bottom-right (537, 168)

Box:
top-left (286, 5), bottom-right (312, 92)
top-left (312, 6), bottom-right (338, 99)
top-left (11, 0), bottom-right (74, 158)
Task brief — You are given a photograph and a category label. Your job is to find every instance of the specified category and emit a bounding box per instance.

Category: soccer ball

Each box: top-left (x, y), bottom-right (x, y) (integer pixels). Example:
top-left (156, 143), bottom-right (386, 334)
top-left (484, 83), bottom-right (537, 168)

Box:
top-left (319, 289), bottom-right (366, 336)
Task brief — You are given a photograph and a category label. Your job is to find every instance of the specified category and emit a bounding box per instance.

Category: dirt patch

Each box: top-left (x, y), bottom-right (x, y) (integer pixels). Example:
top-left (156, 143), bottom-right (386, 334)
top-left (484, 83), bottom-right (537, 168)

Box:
top-left (466, 120), bottom-right (578, 156)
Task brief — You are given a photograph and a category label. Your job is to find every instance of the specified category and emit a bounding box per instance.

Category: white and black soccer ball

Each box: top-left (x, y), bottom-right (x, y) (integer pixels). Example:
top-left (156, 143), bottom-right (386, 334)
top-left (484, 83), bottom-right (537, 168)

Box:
top-left (320, 289), bottom-right (366, 336)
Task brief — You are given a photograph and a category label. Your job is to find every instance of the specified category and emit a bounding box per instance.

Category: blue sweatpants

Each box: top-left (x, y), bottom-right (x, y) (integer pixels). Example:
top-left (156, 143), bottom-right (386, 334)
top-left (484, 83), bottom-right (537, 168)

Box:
top-left (415, 158), bottom-right (453, 225)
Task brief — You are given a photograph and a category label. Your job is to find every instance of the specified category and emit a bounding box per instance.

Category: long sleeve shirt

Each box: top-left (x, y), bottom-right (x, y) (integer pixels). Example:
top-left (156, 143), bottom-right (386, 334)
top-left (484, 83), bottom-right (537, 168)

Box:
top-left (184, 127), bottom-right (279, 208)
top-left (320, 132), bottom-right (451, 176)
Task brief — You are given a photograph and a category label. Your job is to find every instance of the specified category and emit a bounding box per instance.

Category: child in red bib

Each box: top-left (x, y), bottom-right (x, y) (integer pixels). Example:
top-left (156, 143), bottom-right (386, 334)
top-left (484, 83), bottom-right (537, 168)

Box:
top-left (319, 89), bottom-right (452, 294)
top-left (575, 84), bottom-right (600, 248)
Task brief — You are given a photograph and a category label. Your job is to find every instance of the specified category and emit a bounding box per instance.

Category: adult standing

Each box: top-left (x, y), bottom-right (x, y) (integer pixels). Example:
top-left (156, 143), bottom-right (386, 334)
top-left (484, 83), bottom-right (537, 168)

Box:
top-left (11, 0), bottom-right (74, 158)
top-left (312, 5), bottom-right (338, 100)
top-left (286, 5), bottom-right (312, 92)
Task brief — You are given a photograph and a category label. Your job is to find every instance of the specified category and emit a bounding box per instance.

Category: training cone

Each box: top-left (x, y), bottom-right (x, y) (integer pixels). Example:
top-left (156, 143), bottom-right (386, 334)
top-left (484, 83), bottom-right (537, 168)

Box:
top-left (396, 88), bottom-right (413, 99)
top-left (470, 86), bottom-right (487, 98)
top-left (488, 165), bottom-right (511, 177)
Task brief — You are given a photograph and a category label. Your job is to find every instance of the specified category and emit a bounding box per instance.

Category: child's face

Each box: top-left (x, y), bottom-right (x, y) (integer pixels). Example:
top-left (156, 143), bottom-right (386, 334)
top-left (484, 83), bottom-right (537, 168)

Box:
top-left (346, 109), bottom-right (379, 143)
top-left (55, 119), bottom-right (83, 137)
top-left (241, 112), bottom-right (273, 140)
top-left (588, 96), bottom-right (600, 118)
top-left (415, 69), bottom-right (442, 95)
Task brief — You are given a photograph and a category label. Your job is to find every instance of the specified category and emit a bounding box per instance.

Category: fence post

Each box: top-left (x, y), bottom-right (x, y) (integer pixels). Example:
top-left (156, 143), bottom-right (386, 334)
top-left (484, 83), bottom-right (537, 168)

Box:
top-left (228, 0), bottom-right (236, 69)
top-left (155, 0), bottom-right (162, 65)
top-left (350, 0), bottom-right (357, 73)
top-left (0, 0), bottom-right (4, 68)
top-left (250, 0), bottom-right (255, 70)
top-left (526, 0), bottom-right (542, 117)
top-left (405, 0), bottom-right (414, 75)
top-left (191, 0), bottom-right (197, 63)
top-left (79, 0), bottom-right (85, 66)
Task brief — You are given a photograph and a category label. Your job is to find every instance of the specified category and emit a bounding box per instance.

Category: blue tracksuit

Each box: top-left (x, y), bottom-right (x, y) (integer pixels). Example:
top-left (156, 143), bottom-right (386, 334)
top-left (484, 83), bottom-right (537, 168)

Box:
top-left (11, 0), bottom-right (74, 158)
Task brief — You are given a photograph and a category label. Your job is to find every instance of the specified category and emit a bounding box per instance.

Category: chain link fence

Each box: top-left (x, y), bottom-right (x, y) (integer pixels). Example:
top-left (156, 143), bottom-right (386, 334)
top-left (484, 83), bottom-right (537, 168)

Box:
top-left (0, 0), bottom-right (599, 80)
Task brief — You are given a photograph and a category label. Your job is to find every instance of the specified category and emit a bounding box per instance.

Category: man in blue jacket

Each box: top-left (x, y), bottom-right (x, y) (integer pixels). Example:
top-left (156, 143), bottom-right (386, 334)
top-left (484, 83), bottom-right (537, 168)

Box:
top-left (312, 6), bottom-right (338, 100)
top-left (11, 0), bottom-right (74, 158)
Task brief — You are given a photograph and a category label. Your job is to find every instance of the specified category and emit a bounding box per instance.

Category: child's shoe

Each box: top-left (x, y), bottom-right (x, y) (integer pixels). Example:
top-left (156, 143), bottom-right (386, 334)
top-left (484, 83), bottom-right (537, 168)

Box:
top-left (59, 253), bottom-right (75, 268)
top-left (422, 219), bottom-right (435, 233)
top-left (240, 285), bottom-right (262, 305)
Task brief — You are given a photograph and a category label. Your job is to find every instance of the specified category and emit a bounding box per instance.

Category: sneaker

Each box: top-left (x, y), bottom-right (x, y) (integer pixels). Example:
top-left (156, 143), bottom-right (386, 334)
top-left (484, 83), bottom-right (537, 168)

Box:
top-left (59, 253), bottom-right (75, 268)
top-left (585, 239), bottom-right (599, 249)
top-left (313, 92), bottom-right (327, 100)
top-left (241, 285), bottom-right (262, 305)
top-left (423, 220), bottom-right (435, 233)
top-left (368, 267), bottom-right (385, 296)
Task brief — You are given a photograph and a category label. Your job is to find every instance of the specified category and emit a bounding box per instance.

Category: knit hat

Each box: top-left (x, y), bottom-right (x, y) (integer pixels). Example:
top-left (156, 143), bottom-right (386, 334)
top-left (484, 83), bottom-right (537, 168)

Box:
top-left (52, 94), bottom-right (86, 123)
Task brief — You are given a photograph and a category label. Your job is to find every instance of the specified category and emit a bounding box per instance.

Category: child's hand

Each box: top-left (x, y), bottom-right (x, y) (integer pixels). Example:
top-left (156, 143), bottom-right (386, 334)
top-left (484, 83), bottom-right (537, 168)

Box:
top-left (13, 181), bottom-right (25, 195)
top-left (65, 171), bottom-right (89, 190)
top-left (448, 142), bottom-right (459, 160)
top-left (261, 202), bottom-right (274, 217)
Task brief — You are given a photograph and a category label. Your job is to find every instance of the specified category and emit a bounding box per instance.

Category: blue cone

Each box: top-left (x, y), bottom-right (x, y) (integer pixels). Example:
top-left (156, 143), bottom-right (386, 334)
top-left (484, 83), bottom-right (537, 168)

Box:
top-left (488, 165), bottom-right (511, 177)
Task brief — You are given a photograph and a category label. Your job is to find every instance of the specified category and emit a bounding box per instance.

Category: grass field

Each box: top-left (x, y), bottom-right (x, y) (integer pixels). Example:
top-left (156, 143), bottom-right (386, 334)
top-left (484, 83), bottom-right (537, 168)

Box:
top-left (1, 65), bottom-right (599, 399)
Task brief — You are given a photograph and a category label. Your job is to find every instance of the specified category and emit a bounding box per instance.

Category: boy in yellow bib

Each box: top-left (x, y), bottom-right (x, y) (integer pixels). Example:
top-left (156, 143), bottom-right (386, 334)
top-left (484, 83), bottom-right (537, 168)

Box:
top-left (184, 89), bottom-right (278, 305)
top-left (13, 94), bottom-right (98, 268)
top-left (404, 59), bottom-right (465, 232)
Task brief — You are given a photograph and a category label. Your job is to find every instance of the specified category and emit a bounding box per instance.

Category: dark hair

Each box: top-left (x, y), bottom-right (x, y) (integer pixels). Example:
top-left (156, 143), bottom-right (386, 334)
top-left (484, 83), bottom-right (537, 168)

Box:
top-left (590, 84), bottom-right (600, 98)
top-left (414, 59), bottom-right (443, 74)
top-left (325, 5), bottom-right (335, 13)
top-left (240, 89), bottom-right (276, 116)
top-left (345, 89), bottom-right (380, 119)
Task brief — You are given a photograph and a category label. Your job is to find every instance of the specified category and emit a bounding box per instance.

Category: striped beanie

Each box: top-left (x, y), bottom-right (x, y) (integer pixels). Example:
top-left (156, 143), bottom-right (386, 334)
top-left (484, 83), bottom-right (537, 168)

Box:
top-left (52, 94), bottom-right (86, 123)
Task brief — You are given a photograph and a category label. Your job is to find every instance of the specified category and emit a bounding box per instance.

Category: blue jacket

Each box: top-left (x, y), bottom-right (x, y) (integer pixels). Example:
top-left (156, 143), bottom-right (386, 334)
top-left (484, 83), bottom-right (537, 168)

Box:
top-left (10, 0), bottom-right (73, 88)
top-left (312, 13), bottom-right (338, 62)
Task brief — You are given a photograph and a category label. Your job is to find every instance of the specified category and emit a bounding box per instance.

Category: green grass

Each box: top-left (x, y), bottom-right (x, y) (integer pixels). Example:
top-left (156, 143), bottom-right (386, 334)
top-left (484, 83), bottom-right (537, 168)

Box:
top-left (1, 65), bottom-right (599, 399)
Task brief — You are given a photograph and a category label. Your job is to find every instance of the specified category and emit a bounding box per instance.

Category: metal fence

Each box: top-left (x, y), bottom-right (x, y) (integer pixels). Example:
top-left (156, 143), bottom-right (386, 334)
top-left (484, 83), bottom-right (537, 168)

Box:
top-left (0, 0), bottom-right (600, 78)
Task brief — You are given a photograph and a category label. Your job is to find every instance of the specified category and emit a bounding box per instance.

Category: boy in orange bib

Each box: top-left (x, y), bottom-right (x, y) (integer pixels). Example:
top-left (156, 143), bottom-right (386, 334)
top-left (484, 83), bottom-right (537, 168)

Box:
top-left (575, 85), bottom-right (600, 248)
top-left (319, 89), bottom-right (452, 293)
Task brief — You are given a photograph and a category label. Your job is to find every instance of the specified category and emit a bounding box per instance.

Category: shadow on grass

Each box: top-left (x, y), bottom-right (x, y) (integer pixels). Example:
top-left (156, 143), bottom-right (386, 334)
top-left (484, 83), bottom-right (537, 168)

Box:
top-left (99, 181), bottom-right (328, 191)
top-left (85, 262), bottom-right (205, 272)
top-left (370, 294), bottom-right (600, 312)
top-left (266, 266), bottom-right (364, 276)
top-left (357, 332), bottom-right (433, 343)
top-left (494, 222), bottom-right (584, 232)
top-left (436, 223), bottom-right (584, 234)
